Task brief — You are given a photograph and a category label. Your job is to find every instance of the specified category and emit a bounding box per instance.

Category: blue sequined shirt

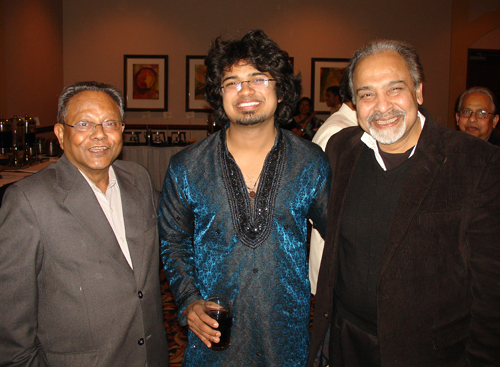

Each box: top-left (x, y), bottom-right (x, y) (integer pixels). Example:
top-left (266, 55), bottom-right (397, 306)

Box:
top-left (159, 126), bottom-right (331, 366)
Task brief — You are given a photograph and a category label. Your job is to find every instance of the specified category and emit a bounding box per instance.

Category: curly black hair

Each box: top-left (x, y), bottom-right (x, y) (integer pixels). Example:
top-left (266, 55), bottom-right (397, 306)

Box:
top-left (204, 29), bottom-right (301, 127)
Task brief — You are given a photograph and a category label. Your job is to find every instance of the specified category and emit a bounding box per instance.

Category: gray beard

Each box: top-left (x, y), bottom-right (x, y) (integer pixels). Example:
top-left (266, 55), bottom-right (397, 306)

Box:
top-left (234, 111), bottom-right (267, 126)
top-left (367, 109), bottom-right (407, 145)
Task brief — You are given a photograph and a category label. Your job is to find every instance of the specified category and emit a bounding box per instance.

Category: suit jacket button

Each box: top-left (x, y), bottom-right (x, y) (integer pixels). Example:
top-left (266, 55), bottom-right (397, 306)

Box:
top-left (138, 291), bottom-right (143, 299)
top-left (324, 313), bottom-right (329, 319)
top-left (138, 338), bottom-right (145, 345)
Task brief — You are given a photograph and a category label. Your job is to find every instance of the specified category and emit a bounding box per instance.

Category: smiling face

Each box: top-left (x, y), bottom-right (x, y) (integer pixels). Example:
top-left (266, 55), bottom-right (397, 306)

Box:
top-left (353, 51), bottom-right (423, 153)
top-left (325, 91), bottom-right (340, 108)
top-left (221, 62), bottom-right (279, 127)
top-left (325, 91), bottom-right (335, 107)
top-left (456, 93), bottom-right (499, 141)
top-left (54, 90), bottom-right (124, 183)
top-left (299, 100), bottom-right (311, 115)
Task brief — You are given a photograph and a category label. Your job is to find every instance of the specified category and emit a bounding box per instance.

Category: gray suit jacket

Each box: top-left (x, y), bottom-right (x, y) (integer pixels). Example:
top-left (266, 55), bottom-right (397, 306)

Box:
top-left (0, 155), bottom-right (169, 366)
top-left (308, 108), bottom-right (500, 366)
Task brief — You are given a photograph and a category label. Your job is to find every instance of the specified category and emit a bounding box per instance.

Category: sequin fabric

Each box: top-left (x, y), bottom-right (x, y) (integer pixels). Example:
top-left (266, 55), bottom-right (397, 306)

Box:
top-left (159, 126), bottom-right (331, 367)
top-left (220, 128), bottom-right (284, 249)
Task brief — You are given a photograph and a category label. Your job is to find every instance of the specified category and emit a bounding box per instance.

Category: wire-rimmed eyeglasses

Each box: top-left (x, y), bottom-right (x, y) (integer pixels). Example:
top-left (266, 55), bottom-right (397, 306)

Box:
top-left (64, 121), bottom-right (124, 133)
top-left (458, 109), bottom-right (495, 120)
top-left (221, 78), bottom-right (276, 93)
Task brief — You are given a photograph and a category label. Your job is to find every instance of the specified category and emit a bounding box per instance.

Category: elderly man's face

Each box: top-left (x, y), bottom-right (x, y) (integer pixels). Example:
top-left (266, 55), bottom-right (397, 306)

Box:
top-left (353, 51), bottom-right (423, 153)
top-left (54, 91), bottom-right (124, 181)
top-left (456, 93), bottom-right (499, 141)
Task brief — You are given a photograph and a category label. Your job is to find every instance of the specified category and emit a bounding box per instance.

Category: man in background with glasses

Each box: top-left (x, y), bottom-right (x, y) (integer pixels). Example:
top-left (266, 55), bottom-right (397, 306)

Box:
top-left (456, 86), bottom-right (500, 146)
top-left (0, 81), bottom-right (168, 366)
top-left (159, 29), bottom-right (330, 366)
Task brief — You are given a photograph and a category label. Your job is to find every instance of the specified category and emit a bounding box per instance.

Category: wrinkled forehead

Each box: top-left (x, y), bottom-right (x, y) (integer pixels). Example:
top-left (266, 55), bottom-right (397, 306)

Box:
top-left (461, 93), bottom-right (495, 112)
top-left (356, 52), bottom-right (412, 81)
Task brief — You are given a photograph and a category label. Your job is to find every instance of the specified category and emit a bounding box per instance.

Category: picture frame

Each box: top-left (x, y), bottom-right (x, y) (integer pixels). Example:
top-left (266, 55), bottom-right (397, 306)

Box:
top-left (311, 58), bottom-right (350, 112)
top-left (186, 55), bottom-right (212, 112)
top-left (124, 55), bottom-right (168, 111)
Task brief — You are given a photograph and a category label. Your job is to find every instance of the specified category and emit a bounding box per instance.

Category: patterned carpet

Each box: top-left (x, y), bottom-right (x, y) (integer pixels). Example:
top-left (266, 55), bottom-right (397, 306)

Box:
top-left (159, 268), bottom-right (316, 366)
top-left (160, 268), bottom-right (188, 367)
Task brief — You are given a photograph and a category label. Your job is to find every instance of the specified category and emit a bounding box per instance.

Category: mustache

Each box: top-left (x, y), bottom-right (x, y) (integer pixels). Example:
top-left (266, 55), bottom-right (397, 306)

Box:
top-left (366, 109), bottom-right (406, 124)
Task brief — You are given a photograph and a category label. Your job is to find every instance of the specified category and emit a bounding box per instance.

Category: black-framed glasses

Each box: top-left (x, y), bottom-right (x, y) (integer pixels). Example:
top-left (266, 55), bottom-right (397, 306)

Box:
top-left (64, 120), bottom-right (124, 133)
top-left (458, 109), bottom-right (495, 120)
top-left (221, 78), bottom-right (276, 93)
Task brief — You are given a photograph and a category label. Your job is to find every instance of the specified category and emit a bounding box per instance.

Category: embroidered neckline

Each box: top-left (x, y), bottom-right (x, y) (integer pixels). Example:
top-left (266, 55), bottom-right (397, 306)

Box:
top-left (219, 126), bottom-right (285, 249)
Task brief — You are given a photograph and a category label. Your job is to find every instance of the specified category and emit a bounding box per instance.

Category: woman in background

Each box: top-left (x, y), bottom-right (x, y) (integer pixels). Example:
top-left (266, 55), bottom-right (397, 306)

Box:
top-left (292, 97), bottom-right (321, 140)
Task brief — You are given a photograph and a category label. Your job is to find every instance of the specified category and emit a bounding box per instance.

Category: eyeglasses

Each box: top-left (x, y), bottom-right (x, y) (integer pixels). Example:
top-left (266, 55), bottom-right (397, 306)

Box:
top-left (221, 78), bottom-right (276, 93)
top-left (64, 120), bottom-right (124, 133)
top-left (458, 109), bottom-right (495, 119)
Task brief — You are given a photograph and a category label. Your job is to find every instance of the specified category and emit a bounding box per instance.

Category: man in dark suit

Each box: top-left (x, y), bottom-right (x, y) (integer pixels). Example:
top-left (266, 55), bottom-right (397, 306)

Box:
top-left (0, 82), bottom-right (169, 366)
top-left (455, 86), bottom-right (500, 146)
top-left (309, 40), bottom-right (500, 366)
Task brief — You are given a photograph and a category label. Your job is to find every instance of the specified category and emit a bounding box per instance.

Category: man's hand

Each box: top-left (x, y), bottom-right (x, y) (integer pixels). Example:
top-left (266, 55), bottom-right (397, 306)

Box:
top-left (185, 300), bottom-right (221, 348)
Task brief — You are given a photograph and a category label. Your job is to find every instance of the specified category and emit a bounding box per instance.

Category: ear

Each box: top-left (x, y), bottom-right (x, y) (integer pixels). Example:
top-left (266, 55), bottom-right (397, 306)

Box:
top-left (415, 83), bottom-right (423, 105)
top-left (278, 98), bottom-right (282, 103)
top-left (455, 113), bottom-right (460, 125)
top-left (493, 114), bottom-right (499, 129)
top-left (54, 123), bottom-right (65, 150)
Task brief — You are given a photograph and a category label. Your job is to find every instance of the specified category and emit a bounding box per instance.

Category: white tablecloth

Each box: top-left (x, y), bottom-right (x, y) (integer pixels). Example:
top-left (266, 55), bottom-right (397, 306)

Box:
top-left (0, 159), bottom-right (57, 188)
top-left (120, 145), bottom-right (186, 192)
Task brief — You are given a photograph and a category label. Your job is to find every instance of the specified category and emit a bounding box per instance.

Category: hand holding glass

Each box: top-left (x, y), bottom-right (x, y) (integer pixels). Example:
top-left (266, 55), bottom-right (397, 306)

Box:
top-left (204, 296), bottom-right (233, 351)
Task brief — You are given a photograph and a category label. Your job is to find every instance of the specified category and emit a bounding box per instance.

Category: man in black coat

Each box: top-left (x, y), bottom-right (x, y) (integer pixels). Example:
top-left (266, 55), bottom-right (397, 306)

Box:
top-left (308, 40), bottom-right (500, 366)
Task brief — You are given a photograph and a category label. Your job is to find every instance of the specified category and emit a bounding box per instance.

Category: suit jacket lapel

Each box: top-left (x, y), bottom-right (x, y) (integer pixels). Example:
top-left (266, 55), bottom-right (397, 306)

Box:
top-left (379, 111), bottom-right (447, 277)
top-left (56, 156), bottom-right (135, 278)
top-left (114, 165), bottom-right (146, 282)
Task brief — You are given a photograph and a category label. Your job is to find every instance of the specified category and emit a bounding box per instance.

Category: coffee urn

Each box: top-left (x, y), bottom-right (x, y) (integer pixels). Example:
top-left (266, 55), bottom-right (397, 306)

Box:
top-left (24, 114), bottom-right (37, 160)
top-left (0, 115), bottom-right (12, 155)
top-left (10, 115), bottom-right (24, 148)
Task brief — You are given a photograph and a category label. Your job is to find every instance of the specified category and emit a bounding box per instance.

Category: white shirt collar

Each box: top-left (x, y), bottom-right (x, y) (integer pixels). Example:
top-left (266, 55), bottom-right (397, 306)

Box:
top-left (79, 166), bottom-right (117, 193)
top-left (360, 110), bottom-right (426, 171)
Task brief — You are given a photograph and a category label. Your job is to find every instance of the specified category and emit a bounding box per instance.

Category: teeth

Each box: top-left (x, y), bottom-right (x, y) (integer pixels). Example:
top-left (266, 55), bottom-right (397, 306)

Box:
top-left (89, 147), bottom-right (108, 151)
top-left (376, 116), bottom-right (398, 124)
top-left (238, 102), bottom-right (260, 107)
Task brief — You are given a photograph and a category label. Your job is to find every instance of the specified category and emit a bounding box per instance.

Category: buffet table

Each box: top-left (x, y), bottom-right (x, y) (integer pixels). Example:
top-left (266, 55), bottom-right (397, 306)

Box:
top-left (0, 158), bottom-right (58, 205)
top-left (120, 145), bottom-right (187, 192)
top-left (0, 158), bottom-right (57, 188)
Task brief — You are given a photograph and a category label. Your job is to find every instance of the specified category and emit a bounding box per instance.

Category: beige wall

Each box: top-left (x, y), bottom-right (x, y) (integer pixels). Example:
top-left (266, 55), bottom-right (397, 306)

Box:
top-left (62, 0), bottom-right (454, 134)
top-left (1, 0), bottom-right (63, 134)
top-left (3, 0), bottom-right (500, 137)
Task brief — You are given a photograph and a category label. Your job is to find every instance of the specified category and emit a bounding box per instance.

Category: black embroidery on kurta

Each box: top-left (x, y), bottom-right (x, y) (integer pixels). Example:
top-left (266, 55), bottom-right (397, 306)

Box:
top-left (219, 127), bottom-right (285, 249)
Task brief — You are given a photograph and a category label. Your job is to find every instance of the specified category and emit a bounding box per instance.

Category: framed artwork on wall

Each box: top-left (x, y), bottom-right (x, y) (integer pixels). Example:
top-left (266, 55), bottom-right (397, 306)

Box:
top-left (124, 55), bottom-right (168, 111)
top-left (186, 55), bottom-right (212, 112)
top-left (311, 58), bottom-right (350, 112)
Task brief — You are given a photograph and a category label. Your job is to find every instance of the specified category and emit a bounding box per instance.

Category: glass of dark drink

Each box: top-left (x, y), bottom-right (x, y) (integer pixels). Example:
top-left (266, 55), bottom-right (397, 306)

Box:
top-left (204, 296), bottom-right (233, 351)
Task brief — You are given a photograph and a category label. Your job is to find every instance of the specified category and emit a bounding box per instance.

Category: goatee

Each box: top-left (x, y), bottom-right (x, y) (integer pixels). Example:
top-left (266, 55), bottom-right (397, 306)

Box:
top-left (235, 111), bottom-right (266, 126)
top-left (366, 109), bottom-right (407, 145)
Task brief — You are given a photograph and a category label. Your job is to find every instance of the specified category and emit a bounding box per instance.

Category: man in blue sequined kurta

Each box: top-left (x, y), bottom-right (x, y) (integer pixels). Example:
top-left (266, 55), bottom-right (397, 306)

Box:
top-left (159, 30), bottom-right (331, 366)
